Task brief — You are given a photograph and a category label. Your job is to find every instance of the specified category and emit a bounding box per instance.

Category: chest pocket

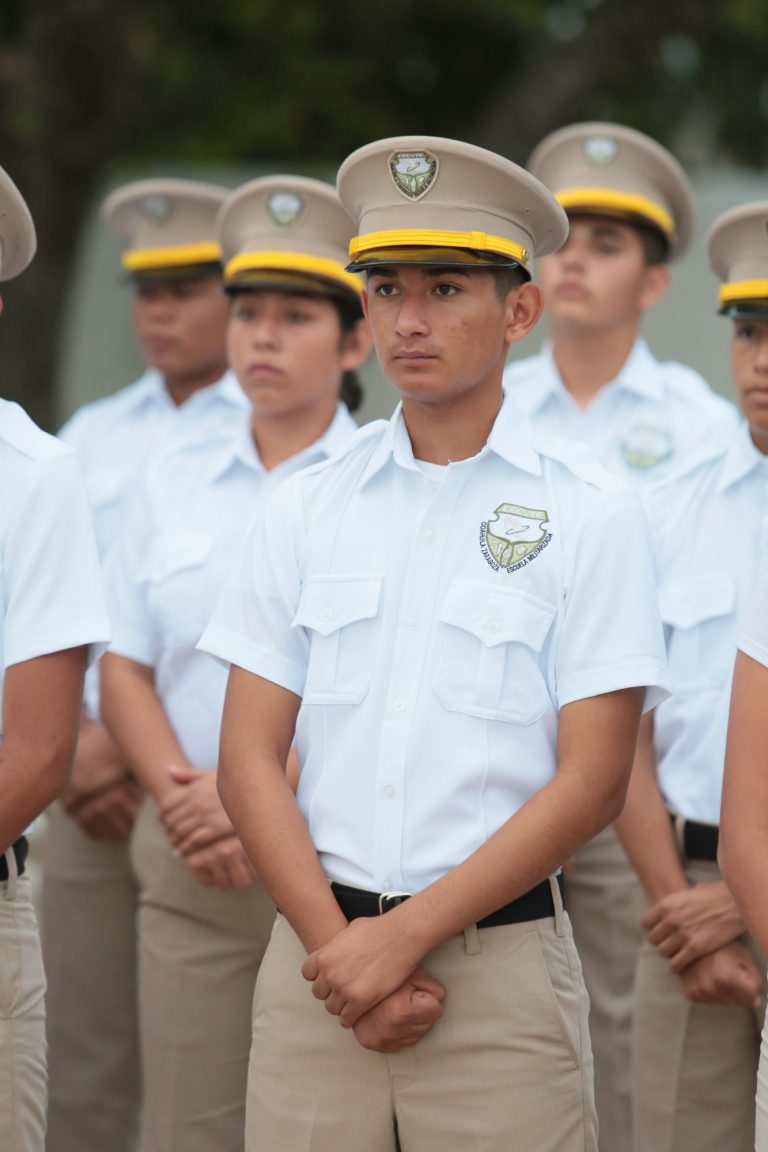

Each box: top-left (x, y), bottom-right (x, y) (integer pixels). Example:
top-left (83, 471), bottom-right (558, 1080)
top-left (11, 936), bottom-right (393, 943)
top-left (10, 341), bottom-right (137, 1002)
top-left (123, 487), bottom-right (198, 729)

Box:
top-left (659, 578), bottom-right (736, 691)
top-left (136, 533), bottom-right (215, 647)
top-left (433, 580), bottom-right (556, 725)
top-left (293, 575), bottom-right (382, 705)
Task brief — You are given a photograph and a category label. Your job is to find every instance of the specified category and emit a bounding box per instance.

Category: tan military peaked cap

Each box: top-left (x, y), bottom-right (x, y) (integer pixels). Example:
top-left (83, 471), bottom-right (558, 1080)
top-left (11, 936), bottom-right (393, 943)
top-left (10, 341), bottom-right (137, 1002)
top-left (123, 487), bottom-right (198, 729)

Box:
top-left (102, 179), bottom-right (227, 275)
top-left (0, 166), bottom-right (36, 283)
top-left (337, 135), bottom-right (568, 276)
top-left (528, 122), bottom-right (694, 260)
top-left (707, 201), bottom-right (768, 317)
top-left (217, 175), bottom-right (361, 298)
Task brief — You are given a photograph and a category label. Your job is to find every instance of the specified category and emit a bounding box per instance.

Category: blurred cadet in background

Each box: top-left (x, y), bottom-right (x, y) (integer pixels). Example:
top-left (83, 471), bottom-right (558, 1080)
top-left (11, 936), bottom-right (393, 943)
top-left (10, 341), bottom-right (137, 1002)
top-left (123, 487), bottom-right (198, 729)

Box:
top-left (42, 178), bottom-right (246, 1152)
top-left (505, 121), bottom-right (739, 1152)
top-left (0, 163), bottom-right (110, 1152)
top-left (99, 174), bottom-right (369, 1152)
top-left (619, 202), bottom-right (768, 1152)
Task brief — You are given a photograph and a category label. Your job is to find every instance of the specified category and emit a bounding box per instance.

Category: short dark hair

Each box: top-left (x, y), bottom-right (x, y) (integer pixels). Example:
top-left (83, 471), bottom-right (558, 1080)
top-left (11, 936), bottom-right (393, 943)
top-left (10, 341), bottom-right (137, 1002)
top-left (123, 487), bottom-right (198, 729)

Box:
top-left (487, 263), bottom-right (529, 301)
top-left (633, 222), bottom-right (669, 267)
top-left (331, 293), bottom-right (366, 414)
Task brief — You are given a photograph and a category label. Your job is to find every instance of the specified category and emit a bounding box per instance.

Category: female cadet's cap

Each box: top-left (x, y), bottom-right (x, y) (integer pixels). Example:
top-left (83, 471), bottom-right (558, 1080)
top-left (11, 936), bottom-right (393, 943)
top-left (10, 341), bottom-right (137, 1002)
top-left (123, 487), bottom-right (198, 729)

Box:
top-left (337, 135), bottom-right (568, 277)
top-left (707, 201), bottom-right (768, 319)
top-left (528, 122), bottom-right (694, 261)
top-left (102, 179), bottom-right (227, 277)
top-left (0, 165), bottom-right (36, 283)
top-left (217, 175), bottom-right (362, 299)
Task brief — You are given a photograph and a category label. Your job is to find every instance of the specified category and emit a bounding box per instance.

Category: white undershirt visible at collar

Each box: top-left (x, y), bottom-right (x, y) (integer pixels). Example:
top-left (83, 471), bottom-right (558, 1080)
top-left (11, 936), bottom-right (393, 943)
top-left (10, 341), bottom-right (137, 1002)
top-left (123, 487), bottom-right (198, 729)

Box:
top-left (414, 457), bottom-right (450, 491)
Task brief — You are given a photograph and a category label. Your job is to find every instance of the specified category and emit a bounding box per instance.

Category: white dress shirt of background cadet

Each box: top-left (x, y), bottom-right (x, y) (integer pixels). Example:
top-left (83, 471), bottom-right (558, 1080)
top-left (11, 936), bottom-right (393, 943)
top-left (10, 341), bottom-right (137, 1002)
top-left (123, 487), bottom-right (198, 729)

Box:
top-left (199, 134), bottom-right (670, 1152)
top-left (504, 120), bottom-right (739, 1152)
top-left (621, 200), bottom-right (768, 1152)
top-left (98, 174), bottom-right (370, 1152)
top-left (0, 162), bottom-right (111, 1152)
top-left (41, 178), bottom-right (247, 1152)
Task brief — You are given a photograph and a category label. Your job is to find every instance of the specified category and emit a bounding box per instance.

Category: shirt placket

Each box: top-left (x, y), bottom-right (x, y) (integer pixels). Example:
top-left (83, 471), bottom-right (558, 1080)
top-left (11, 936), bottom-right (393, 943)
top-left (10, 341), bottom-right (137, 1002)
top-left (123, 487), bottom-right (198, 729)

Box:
top-left (371, 465), bottom-right (472, 892)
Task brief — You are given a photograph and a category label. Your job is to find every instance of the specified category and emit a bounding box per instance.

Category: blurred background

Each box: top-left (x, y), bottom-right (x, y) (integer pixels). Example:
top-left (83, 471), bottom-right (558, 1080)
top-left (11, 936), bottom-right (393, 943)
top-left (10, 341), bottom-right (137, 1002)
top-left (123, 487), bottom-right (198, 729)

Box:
top-left (1, 0), bottom-right (767, 431)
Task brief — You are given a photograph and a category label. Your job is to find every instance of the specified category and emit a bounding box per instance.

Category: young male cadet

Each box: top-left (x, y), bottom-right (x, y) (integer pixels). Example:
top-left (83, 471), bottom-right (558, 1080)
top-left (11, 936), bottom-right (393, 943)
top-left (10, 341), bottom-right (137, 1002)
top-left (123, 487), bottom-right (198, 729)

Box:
top-left (198, 134), bottom-right (670, 1152)
top-left (504, 120), bottom-right (738, 1152)
top-left (0, 163), bottom-right (111, 1152)
top-left (42, 179), bottom-right (247, 1152)
top-left (616, 202), bottom-right (768, 1152)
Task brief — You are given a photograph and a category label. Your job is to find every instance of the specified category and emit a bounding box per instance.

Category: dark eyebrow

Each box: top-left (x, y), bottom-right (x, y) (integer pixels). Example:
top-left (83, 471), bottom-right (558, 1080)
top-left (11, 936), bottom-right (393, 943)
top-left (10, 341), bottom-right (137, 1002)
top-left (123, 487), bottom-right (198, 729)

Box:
top-left (367, 266), bottom-right (473, 281)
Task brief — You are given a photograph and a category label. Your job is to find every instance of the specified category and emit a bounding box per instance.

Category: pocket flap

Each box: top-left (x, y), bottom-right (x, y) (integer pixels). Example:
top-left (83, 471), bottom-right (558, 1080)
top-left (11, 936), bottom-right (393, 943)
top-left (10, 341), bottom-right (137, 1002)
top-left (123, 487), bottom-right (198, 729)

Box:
top-left (293, 575), bottom-right (382, 636)
top-left (438, 580), bottom-right (556, 650)
top-left (658, 578), bottom-right (735, 630)
top-left (137, 533), bottom-right (214, 583)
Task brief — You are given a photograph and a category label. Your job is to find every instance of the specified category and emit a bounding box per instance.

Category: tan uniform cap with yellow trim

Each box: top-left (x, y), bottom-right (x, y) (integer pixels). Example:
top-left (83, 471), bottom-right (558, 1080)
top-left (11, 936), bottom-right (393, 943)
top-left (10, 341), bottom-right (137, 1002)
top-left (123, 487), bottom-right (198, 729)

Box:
top-left (217, 175), bottom-right (361, 298)
top-left (102, 179), bottom-right (227, 275)
top-left (528, 122), bottom-right (694, 261)
top-left (337, 135), bottom-right (568, 276)
top-left (0, 165), bottom-right (36, 283)
top-left (707, 201), bottom-right (768, 318)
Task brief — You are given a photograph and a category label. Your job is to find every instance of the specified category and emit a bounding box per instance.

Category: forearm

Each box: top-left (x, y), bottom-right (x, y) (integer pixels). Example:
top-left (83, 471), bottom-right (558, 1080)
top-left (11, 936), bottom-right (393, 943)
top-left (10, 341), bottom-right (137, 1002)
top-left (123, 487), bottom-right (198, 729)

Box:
top-left (100, 654), bottom-right (190, 803)
top-left (614, 714), bottom-right (687, 903)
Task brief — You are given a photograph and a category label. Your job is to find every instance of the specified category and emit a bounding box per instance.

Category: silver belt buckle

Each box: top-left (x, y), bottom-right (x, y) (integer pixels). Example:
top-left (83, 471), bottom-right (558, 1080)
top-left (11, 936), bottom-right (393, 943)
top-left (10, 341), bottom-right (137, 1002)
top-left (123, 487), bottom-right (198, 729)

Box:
top-left (378, 890), bottom-right (412, 914)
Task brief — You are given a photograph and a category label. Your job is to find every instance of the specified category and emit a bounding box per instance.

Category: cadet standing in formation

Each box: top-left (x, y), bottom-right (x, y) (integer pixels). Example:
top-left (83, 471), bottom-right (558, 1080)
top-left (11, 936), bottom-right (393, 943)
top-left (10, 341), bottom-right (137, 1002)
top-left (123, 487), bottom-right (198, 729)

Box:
top-left (504, 120), bottom-right (738, 1152)
top-left (42, 179), bottom-right (247, 1152)
top-left (0, 164), bottom-right (111, 1152)
top-left (200, 134), bottom-right (669, 1152)
top-left (99, 174), bottom-right (369, 1151)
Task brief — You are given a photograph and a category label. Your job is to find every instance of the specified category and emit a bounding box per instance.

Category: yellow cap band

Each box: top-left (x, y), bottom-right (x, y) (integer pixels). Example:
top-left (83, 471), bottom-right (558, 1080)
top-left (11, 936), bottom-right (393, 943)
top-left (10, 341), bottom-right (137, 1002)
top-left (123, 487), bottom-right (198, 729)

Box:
top-left (555, 188), bottom-right (675, 237)
top-left (349, 229), bottom-right (530, 265)
top-left (122, 242), bottom-right (222, 271)
top-left (225, 251), bottom-right (362, 294)
top-left (719, 279), bottom-right (768, 305)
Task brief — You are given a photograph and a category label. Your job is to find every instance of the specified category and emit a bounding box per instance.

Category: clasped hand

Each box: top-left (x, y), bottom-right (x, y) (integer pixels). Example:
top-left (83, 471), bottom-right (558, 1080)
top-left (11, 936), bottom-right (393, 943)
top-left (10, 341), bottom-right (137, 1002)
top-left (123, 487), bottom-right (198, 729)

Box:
top-left (642, 881), bottom-right (745, 972)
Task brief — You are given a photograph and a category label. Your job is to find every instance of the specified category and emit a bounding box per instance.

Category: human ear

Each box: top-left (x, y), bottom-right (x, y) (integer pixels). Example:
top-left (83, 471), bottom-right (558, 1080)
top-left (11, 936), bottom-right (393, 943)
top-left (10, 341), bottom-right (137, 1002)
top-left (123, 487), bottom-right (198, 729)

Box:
top-left (504, 281), bottom-right (544, 347)
top-left (638, 264), bottom-right (670, 314)
top-left (339, 316), bottom-right (373, 371)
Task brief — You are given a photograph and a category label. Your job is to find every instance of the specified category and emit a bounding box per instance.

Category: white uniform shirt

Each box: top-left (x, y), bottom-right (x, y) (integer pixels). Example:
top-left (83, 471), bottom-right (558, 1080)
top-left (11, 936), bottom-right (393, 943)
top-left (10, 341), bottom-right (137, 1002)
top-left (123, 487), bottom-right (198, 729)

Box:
top-left (503, 339), bottom-right (738, 486)
top-left (738, 562), bottom-right (768, 669)
top-left (199, 395), bottom-right (669, 894)
top-left (0, 399), bottom-right (110, 741)
top-left (104, 406), bottom-right (357, 772)
top-left (60, 369), bottom-right (248, 557)
top-left (648, 423), bottom-right (768, 823)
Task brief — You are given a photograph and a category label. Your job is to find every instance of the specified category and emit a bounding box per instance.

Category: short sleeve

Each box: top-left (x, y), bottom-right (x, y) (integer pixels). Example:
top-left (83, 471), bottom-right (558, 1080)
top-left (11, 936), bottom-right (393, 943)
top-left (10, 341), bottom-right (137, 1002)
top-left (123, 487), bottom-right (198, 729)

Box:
top-left (555, 488), bottom-right (670, 710)
top-left (101, 476), bottom-right (159, 668)
top-left (739, 564), bottom-right (768, 668)
top-left (198, 478), bottom-right (309, 696)
top-left (3, 453), bottom-right (110, 668)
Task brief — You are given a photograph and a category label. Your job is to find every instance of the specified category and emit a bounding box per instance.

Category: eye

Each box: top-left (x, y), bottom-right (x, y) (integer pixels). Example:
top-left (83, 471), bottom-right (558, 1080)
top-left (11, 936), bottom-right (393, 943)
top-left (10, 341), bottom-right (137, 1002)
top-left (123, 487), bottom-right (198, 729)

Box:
top-left (372, 282), bottom-right (399, 297)
top-left (433, 282), bottom-right (459, 296)
top-left (735, 323), bottom-right (758, 341)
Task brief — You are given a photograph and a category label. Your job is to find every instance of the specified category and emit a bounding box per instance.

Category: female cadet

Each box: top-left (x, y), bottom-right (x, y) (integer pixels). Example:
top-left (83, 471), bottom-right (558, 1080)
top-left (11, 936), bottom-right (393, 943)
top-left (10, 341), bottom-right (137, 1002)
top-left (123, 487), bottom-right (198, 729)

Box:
top-left (99, 175), bottom-right (370, 1152)
top-left (615, 201), bottom-right (768, 1152)
top-left (720, 565), bottom-right (768, 1151)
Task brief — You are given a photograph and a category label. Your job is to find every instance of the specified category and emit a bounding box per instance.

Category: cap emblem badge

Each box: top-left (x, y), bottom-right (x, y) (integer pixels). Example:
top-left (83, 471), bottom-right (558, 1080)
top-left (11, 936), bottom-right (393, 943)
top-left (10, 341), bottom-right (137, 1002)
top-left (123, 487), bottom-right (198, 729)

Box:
top-left (139, 194), bottom-right (173, 223)
top-left (480, 503), bottom-right (552, 572)
top-left (390, 150), bottom-right (438, 200)
top-left (583, 135), bottom-right (619, 168)
top-left (267, 191), bottom-right (304, 227)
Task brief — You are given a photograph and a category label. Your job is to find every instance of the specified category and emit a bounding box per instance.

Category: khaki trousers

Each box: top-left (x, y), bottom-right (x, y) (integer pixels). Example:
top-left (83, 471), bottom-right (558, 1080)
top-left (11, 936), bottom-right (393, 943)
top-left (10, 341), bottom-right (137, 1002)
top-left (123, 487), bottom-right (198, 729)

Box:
top-left (246, 891), bottom-right (598, 1152)
top-left (42, 801), bottom-right (140, 1152)
top-left (0, 849), bottom-right (47, 1152)
top-left (567, 824), bottom-right (644, 1152)
top-left (633, 857), bottom-right (765, 1152)
top-left (131, 799), bottom-right (276, 1152)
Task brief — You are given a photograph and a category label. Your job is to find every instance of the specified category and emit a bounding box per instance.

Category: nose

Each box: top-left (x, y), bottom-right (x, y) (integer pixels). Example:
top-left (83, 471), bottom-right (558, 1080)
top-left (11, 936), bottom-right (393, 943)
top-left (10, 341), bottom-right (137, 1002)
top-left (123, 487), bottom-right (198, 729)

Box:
top-left (754, 335), bottom-right (768, 372)
top-left (249, 313), bottom-right (279, 348)
top-left (394, 293), bottom-right (430, 338)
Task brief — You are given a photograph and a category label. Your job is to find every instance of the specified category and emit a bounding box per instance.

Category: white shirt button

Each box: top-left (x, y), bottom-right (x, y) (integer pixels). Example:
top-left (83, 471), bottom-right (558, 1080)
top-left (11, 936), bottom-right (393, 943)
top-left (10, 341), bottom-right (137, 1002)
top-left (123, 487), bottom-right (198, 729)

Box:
top-left (393, 698), bottom-right (407, 713)
top-left (487, 619), bottom-right (501, 634)
top-left (406, 615), bottom-right (419, 630)
top-left (383, 879), bottom-right (393, 890)
top-left (319, 608), bottom-right (334, 622)
top-left (383, 785), bottom-right (395, 799)
top-left (424, 529), bottom-right (436, 543)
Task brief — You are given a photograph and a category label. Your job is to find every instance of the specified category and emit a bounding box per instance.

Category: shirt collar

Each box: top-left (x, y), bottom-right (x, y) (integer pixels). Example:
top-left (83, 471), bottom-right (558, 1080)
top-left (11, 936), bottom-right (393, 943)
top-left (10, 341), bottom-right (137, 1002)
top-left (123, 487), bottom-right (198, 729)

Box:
top-left (357, 391), bottom-right (542, 490)
top-left (208, 403), bottom-right (358, 483)
top-left (716, 421), bottom-right (768, 492)
top-left (523, 337), bottom-right (662, 411)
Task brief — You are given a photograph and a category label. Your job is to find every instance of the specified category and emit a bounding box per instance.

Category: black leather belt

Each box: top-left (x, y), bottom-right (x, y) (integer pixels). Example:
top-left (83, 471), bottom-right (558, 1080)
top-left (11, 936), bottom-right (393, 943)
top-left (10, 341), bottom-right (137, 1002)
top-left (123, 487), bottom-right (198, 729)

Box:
top-left (670, 813), bottom-right (719, 862)
top-left (0, 836), bottom-right (28, 882)
top-left (331, 873), bottom-right (565, 928)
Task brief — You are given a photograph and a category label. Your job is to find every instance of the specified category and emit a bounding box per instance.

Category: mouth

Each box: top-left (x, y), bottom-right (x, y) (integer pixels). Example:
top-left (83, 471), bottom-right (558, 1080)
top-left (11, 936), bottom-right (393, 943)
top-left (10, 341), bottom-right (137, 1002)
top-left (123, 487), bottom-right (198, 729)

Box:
top-left (244, 363), bottom-right (282, 379)
top-left (143, 335), bottom-right (175, 354)
top-left (554, 282), bottom-right (589, 300)
top-left (392, 350), bottom-right (438, 364)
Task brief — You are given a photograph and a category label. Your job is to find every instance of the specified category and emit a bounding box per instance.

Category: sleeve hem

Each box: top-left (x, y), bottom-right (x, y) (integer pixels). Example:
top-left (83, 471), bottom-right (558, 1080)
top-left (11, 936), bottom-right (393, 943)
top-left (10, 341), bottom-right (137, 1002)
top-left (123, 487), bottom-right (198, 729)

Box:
top-left (4, 618), bottom-right (112, 670)
top-left (557, 659), bottom-right (670, 712)
top-left (197, 626), bottom-right (306, 697)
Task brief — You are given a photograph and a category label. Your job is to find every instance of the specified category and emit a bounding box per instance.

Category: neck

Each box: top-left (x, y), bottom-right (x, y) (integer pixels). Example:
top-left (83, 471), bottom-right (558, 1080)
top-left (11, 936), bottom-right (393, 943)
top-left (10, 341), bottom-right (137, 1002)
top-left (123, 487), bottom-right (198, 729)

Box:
top-left (163, 362), bottom-right (228, 407)
top-left (551, 321), bottom-right (638, 410)
top-left (251, 396), bottom-right (338, 472)
top-left (402, 377), bottom-right (504, 465)
top-left (749, 423), bottom-right (768, 456)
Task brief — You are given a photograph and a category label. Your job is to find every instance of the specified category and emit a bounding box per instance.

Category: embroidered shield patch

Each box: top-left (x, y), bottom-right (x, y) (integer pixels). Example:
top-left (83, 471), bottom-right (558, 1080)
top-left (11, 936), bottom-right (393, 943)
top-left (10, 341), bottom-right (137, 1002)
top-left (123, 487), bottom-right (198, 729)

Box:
top-left (140, 194), bottom-right (172, 223)
top-left (389, 150), bottom-right (438, 200)
top-left (621, 424), bottom-right (673, 470)
top-left (267, 191), bottom-right (304, 227)
top-left (480, 503), bottom-right (552, 572)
